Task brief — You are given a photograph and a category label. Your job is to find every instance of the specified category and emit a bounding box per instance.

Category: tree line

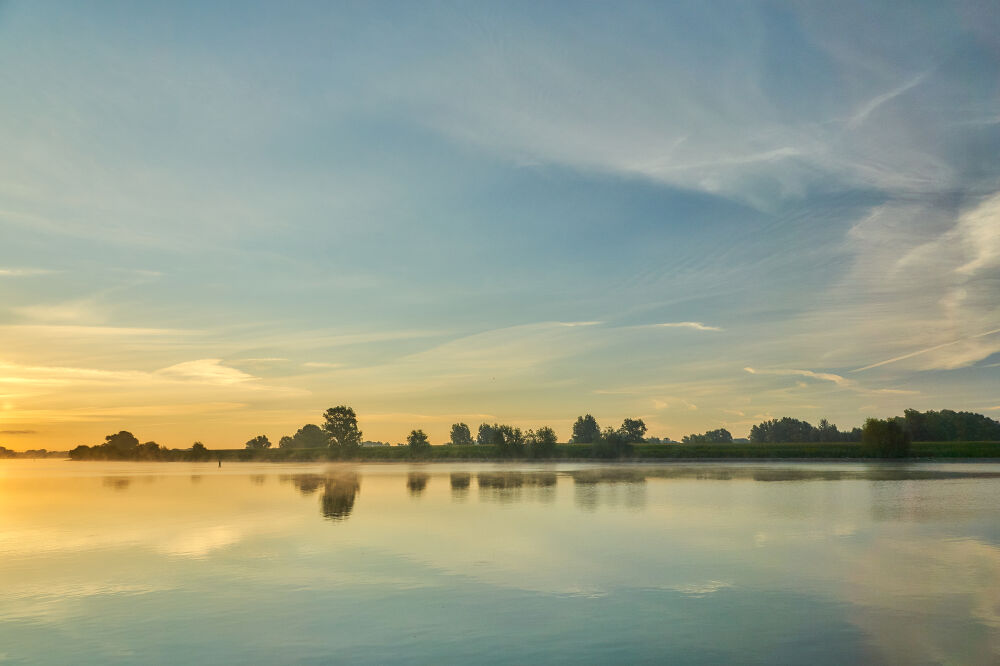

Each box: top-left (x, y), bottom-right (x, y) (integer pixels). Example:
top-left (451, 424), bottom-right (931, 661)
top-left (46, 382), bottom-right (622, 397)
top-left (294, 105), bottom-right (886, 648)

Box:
top-left (66, 405), bottom-right (1000, 461)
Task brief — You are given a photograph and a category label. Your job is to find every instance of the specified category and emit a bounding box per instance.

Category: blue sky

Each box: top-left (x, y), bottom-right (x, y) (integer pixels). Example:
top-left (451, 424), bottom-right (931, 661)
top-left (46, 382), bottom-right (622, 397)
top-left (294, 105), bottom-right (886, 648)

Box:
top-left (0, 1), bottom-right (998, 448)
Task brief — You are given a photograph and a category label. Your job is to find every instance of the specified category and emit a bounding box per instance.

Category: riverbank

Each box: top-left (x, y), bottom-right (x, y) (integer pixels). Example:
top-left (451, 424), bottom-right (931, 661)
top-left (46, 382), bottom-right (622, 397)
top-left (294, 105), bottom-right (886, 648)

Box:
top-left (65, 441), bottom-right (1000, 462)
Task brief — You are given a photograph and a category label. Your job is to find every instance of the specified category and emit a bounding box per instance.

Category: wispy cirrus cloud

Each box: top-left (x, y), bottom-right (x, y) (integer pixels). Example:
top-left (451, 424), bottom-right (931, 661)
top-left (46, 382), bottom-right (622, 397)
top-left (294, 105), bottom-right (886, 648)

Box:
top-left (155, 359), bottom-right (257, 385)
top-left (649, 322), bottom-right (723, 332)
top-left (853, 328), bottom-right (1000, 373)
top-left (744, 366), bottom-right (849, 387)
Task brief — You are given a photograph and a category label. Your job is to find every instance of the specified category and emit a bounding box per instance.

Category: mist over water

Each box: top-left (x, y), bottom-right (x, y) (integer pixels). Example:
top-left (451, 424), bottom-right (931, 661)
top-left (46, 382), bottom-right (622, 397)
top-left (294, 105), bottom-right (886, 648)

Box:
top-left (2, 460), bottom-right (999, 663)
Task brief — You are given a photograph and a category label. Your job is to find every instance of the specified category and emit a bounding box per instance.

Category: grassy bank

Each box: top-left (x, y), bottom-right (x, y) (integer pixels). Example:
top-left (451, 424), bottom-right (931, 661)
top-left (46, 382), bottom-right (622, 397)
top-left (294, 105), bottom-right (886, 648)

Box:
top-left (189, 440), bottom-right (1000, 462)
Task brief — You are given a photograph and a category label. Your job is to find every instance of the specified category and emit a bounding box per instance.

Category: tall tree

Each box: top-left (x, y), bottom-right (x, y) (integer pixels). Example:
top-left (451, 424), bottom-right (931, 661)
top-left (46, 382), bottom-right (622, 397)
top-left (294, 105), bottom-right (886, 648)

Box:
top-left (407, 429), bottom-right (431, 451)
top-left (862, 418), bottom-right (911, 458)
top-left (104, 430), bottom-right (140, 455)
top-left (620, 418), bottom-right (648, 442)
top-left (450, 422), bottom-right (474, 446)
top-left (571, 414), bottom-right (600, 443)
top-left (476, 423), bottom-right (496, 446)
top-left (323, 405), bottom-right (362, 449)
top-left (292, 423), bottom-right (330, 448)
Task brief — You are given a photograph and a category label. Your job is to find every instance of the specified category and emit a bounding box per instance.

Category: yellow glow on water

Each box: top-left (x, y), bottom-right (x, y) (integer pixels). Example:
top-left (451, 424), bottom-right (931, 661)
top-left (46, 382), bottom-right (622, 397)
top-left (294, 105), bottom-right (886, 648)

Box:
top-left (2, 460), bottom-right (1000, 662)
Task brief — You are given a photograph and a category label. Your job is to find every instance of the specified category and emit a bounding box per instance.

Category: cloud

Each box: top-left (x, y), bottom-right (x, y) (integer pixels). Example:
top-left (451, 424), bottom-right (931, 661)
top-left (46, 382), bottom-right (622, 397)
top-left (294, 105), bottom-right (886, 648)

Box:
top-left (155, 359), bottom-right (257, 385)
top-left (847, 72), bottom-right (927, 128)
top-left (853, 328), bottom-right (1000, 373)
top-left (650, 322), bottom-right (723, 332)
top-left (0, 429), bottom-right (36, 434)
top-left (744, 366), bottom-right (849, 387)
top-left (0, 268), bottom-right (54, 277)
top-left (302, 361), bottom-right (342, 369)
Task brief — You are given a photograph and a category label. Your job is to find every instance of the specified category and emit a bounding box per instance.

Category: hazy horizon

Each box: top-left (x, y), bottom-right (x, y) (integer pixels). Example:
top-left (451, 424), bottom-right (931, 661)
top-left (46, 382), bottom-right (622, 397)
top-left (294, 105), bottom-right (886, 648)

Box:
top-left (1, 1), bottom-right (999, 450)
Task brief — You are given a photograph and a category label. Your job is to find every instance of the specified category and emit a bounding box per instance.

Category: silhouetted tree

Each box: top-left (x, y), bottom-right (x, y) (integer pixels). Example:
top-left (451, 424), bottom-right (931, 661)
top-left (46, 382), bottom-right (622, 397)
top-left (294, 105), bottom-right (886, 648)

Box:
top-left (749, 416), bottom-right (859, 443)
top-left (572, 414), bottom-right (601, 443)
top-left (620, 418), bottom-right (648, 442)
top-left (285, 423), bottom-right (329, 448)
top-left (449, 422), bottom-right (474, 446)
top-left (527, 426), bottom-right (558, 458)
top-left (491, 424), bottom-right (525, 457)
top-left (137, 441), bottom-right (161, 459)
top-left (323, 405), bottom-right (362, 450)
top-left (245, 435), bottom-right (271, 450)
top-left (862, 417), bottom-right (911, 458)
top-left (592, 426), bottom-right (633, 458)
top-left (407, 429), bottom-right (431, 451)
top-left (897, 408), bottom-right (1000, 441)
top-left (104, 431), bottom-right (140, 456)
top-left (682, 428), bottom-right (733, 444)
top-left (476, 423), bottom-right (496, 446)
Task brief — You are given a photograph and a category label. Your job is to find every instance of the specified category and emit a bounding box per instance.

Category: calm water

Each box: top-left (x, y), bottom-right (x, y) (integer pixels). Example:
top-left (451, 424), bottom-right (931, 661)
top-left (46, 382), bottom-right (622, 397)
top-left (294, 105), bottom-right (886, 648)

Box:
top-left (2, 460), bottom-right (1000, 664)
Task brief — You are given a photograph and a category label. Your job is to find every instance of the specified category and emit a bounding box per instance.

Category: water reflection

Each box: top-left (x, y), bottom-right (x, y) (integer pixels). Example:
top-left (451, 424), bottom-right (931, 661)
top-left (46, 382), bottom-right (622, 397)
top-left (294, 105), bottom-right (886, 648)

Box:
top-left (450, 473), bottom-right (471, 501)
top-left (102, 476), bottom-right (131, 491)
top-left (3, 460), bottom-right (1000, 664)
top-left (477, 471), bottom-right (558, 504)
top-left (407, 472), bottom-right (429, 496)
top-left (250, 475), bottom-right (266, 486)
top-left (321, 473), bottom-right (360, 521)
top-left (280, 472), bottom-right (361, 521)
top-left (282, 474), bottom-right (324, 495)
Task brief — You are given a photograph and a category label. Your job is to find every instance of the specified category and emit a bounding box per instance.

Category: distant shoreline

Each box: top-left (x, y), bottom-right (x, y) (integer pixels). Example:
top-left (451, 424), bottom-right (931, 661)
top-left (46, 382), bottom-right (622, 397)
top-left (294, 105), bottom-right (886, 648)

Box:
top-left (47, 440), bottom-right (1000, 463)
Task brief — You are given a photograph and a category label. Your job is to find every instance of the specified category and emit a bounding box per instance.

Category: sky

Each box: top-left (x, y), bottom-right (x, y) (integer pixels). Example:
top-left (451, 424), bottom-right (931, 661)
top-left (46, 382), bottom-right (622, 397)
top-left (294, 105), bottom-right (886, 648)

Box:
top-left (0, 1), bottom-right (998, 449)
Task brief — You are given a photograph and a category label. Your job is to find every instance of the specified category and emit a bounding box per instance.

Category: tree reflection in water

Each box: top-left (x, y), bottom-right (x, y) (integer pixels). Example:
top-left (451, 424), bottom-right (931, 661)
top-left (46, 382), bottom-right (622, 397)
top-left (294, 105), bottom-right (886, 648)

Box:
top-left (407, 472), bottom-right (430, 496)
top-left (450, 473), bottom-right (471, 501)
top-left (102, 476), bottom-right (131, 491)
top-left (477, 471), bottom-right (558, 504)
top-left (571, 468), bottom-right (647, 512)
top-left (281, 471), bottom-right (361, 521)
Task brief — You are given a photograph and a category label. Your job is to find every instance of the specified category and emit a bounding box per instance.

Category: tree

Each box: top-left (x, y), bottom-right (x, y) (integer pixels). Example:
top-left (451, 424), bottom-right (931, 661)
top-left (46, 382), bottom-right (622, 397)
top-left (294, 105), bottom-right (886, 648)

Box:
top-left (449, 422), bottom-right (474, 446)
top-left (477, 423), bottom-right (496, 446)
top-left (104, 430), bottom-right (140, 456)
top-left (898, 408), bottom-right (1000, 441)
top-left (137, 441), bottom-right (161, 459)
top-left (491, 424), bottom-right (525, 457)
top-left (278, 435), bottom-right (296, 448)
top-left (323, 405), bottom-right (362, 450)
top-left (527, 426), bottom-right (558, 458)
top-left (571, 414), bottom-right (600, 443)
top-left (245, 435), bottom-right (271, 450)
top-left (682, 428), bottom-right (733, 444)
top-left (592, 426), bottom-right (633, 458)
top-left (407, 429), bottom-right (430, 451)
top-left (290, 423), bottom-right (329, 448)
top-left (620, 418), bottom-right (647, 442)
top-left (862, 418), bottom-right (910, 458)
top-left (817, 418), bottom-right (839, 442)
